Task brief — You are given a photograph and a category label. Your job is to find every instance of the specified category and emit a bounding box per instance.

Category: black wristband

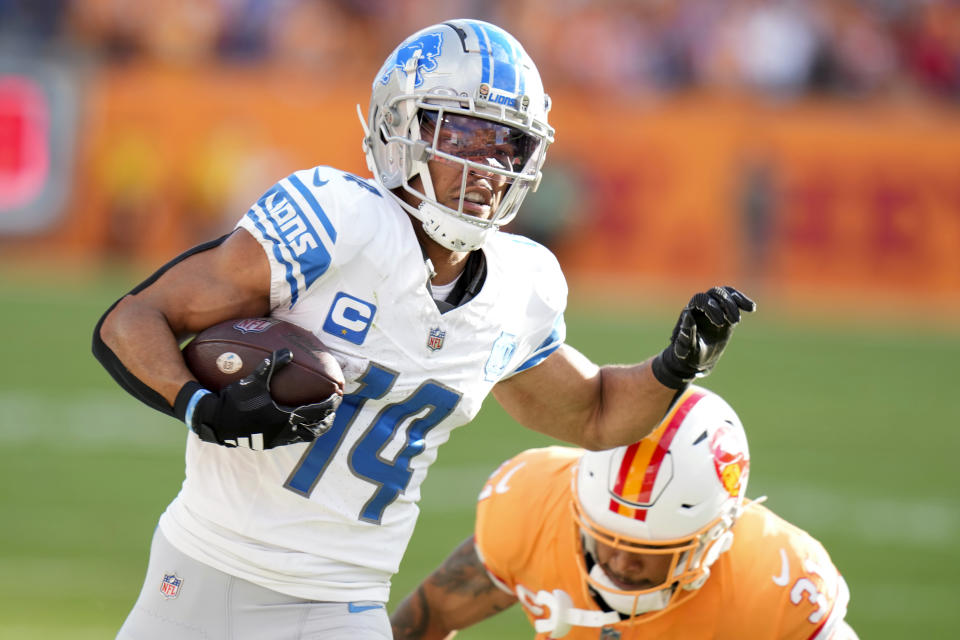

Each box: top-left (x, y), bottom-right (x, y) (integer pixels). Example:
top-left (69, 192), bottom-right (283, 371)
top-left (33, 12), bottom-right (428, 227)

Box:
top-left (651, 350), bottom-right (692, 390)
top-left (173, 381), bottom-right (211, 425)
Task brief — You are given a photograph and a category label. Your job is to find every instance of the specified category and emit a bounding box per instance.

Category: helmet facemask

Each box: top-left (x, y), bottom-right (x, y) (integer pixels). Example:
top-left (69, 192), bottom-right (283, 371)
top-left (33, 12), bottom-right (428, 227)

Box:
top-left (361, 20), bottom-right (554, 251)
top-left (375, 97), bottom-right (548, 251)
top-left (572, 499), bottom-right (739, 618)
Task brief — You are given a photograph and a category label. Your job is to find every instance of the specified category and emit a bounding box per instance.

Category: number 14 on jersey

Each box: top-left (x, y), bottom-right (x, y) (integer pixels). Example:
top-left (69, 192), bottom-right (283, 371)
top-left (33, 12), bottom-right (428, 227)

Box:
top-left (285, 363), bottom-right (462, 523)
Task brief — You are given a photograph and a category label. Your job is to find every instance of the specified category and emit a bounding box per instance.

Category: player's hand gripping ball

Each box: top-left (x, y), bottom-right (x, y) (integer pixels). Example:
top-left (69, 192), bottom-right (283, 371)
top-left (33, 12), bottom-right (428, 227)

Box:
top-left (179, 318), bottom-right (345, 449)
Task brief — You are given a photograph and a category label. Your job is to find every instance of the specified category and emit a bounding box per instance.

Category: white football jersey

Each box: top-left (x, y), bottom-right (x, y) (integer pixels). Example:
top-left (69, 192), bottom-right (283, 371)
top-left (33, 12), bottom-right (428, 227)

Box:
top-left (159, 166), bottom-right (567, 602)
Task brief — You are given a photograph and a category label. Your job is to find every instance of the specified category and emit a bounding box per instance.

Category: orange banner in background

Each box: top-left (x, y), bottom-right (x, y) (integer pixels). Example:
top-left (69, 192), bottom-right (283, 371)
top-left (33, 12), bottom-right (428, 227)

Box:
top-left (10, 65), bottom-right (959, 309)
top-left (544, 94), bottom-right (960, 307)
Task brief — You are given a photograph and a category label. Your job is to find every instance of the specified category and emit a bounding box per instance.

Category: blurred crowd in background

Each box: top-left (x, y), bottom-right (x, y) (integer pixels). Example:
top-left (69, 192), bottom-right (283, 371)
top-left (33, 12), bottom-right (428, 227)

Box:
top-left (1, 1), bottom-right (958, 315)
top-left (1, 0), bottom-right (959, 101)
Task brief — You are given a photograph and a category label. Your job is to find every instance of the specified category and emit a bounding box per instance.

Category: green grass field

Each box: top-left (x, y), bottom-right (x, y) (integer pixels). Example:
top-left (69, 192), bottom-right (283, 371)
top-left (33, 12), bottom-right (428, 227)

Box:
top-left (0, 268), bottom-right (957, 639)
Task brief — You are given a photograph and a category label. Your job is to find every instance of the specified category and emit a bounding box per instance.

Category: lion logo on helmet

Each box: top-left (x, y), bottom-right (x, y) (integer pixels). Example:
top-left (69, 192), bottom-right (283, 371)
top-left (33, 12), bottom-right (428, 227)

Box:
top-left (379, 32), bottom-right (444, 88)
top-left (710, 423), bottom-right (749, 497)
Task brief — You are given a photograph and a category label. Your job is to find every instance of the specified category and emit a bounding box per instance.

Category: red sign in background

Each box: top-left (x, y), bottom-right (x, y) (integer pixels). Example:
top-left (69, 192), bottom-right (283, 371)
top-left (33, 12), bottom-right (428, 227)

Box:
top-left (0, 74), bottom-right (50, 212)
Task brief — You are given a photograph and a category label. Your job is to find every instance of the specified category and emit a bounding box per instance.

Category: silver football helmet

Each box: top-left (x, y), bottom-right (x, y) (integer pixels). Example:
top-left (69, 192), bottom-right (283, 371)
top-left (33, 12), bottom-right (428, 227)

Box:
top-left (572, 386), bottom-right (750, 618)
top-left (359, 19), bottom-right (554, 251)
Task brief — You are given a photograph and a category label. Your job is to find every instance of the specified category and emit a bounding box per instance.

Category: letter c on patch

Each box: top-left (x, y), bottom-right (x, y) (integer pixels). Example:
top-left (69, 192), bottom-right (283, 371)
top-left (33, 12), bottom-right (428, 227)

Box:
top-left (323, 292), bottom-right (377, 345)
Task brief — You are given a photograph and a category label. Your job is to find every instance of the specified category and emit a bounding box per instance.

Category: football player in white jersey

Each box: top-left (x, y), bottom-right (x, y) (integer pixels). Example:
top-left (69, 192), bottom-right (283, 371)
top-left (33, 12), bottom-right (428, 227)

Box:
top-left (92, 18), bottom-right (755, 640)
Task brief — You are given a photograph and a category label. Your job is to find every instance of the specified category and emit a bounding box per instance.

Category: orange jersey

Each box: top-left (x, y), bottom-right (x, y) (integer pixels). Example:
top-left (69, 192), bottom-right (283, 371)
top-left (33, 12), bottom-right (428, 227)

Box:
top-left (475, 447), bottom-right (850, 640)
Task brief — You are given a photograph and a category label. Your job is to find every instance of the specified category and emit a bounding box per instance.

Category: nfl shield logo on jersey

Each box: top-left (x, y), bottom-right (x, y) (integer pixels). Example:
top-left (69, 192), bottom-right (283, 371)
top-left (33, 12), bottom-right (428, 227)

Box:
top-left (600, 628), bottom-right (621, 640)
top-left (159, 573), bottom-right (183, 599)
top-left (427, 327), bottom-right (446, 351)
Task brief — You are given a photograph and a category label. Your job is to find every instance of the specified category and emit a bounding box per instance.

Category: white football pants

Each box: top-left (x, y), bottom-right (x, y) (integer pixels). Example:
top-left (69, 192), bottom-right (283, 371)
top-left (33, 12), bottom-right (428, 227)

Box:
top-left (116, 527), bottom-right (392, 639)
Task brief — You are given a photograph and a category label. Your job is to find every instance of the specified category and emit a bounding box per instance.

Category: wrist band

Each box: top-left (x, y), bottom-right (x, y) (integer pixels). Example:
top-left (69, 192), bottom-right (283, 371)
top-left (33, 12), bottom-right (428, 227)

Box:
top-left (651, 351), bottom-right (691, 390)
top-left (174, 381), bottom-right (212, 428)
top-left (184, 388), bottom-right (212, 429)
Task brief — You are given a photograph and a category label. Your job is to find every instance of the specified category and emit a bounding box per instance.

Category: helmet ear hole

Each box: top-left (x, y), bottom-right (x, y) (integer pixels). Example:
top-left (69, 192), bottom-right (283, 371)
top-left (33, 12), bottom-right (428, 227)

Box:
top-left (384, 106), bottom-right (400, 127)
top-left (378, 139), bottom-right (406, 189)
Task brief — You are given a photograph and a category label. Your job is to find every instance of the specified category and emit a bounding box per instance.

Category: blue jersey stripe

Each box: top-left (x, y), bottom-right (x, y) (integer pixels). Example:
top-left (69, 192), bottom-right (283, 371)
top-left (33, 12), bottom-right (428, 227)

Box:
top-left (289, 174), bottom-right (338, 243)
top-left (245, 208), bottom-right (301, 306)
top-left (270, 185), bottom-right (332, 291)
top-left (514, 325), bottom-right (563, 373)
top-left (514, 340), bottom-right (561, 373)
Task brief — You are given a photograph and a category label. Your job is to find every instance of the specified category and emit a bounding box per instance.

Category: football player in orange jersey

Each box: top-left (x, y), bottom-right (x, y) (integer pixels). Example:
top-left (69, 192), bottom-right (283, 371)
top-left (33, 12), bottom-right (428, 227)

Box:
top-left (391, 386), bottom-right (858, 640)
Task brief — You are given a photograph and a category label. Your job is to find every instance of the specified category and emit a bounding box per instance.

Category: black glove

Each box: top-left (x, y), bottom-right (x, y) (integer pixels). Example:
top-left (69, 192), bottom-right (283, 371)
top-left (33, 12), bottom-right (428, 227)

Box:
top-left (651, 286), bottom-right (756, 389)
top-left (174, 349), bottom-right (341, 450)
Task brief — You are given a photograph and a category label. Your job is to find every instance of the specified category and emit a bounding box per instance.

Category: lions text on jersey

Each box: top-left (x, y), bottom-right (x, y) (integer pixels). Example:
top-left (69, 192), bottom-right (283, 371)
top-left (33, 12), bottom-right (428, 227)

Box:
top-left (158, 166), bottom-right (567, 602)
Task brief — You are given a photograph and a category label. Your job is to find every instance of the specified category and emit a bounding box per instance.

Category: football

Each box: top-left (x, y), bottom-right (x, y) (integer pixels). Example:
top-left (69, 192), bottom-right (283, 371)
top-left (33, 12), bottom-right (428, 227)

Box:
top-left (182, 317), bottom-right (345, 406)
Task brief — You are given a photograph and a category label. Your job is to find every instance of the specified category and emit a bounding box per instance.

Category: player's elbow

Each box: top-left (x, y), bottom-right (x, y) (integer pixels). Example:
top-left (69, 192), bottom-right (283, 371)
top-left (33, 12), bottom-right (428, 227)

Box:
top-left (574, 398), bottom-right (668, 451)
top-left (93, 295), bottom-right (127, 359)
top-left (96, 295), bottom-right (138, 354)
top-left (576, 423), bottom-right (623, 451)
top-left (568, 405), bottom-right (623, 450)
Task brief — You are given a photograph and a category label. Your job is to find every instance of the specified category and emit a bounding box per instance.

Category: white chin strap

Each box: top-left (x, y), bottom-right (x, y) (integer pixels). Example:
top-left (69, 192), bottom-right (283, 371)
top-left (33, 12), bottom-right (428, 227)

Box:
top-left (532, 589), bottom-right (620, 639)
top-left (417, 201), bottom-right (495, 252)
top-left (588, 564), bottom-right (673, 616)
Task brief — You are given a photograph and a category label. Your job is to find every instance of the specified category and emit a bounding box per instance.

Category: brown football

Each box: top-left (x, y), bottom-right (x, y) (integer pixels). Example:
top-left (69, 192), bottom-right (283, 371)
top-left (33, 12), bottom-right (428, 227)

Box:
top-left (182, 317), bottom-right (344, 406)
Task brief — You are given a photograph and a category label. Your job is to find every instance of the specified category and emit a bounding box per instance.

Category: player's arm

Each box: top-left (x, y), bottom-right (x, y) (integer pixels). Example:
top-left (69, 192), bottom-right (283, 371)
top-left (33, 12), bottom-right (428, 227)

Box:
top-left (92, 229), bottom-right (334, 448)
top-left (493, 286), bottom-right (755, 450)
top-left (493, 346), bottom-right (674, 450)
top-left (95, 228), bottom-right (271, 406)
top-left (391, 536), bottom-right (517, 640)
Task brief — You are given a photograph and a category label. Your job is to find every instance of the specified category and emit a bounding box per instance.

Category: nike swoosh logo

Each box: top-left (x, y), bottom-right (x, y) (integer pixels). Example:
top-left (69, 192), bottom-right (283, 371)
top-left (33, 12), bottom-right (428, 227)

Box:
top-left (313, 168), bottom-right (328, 187)
top-left (348, 602), bottom-right (383, 613)
top-left (772, 548), bottom-right (790, 586)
